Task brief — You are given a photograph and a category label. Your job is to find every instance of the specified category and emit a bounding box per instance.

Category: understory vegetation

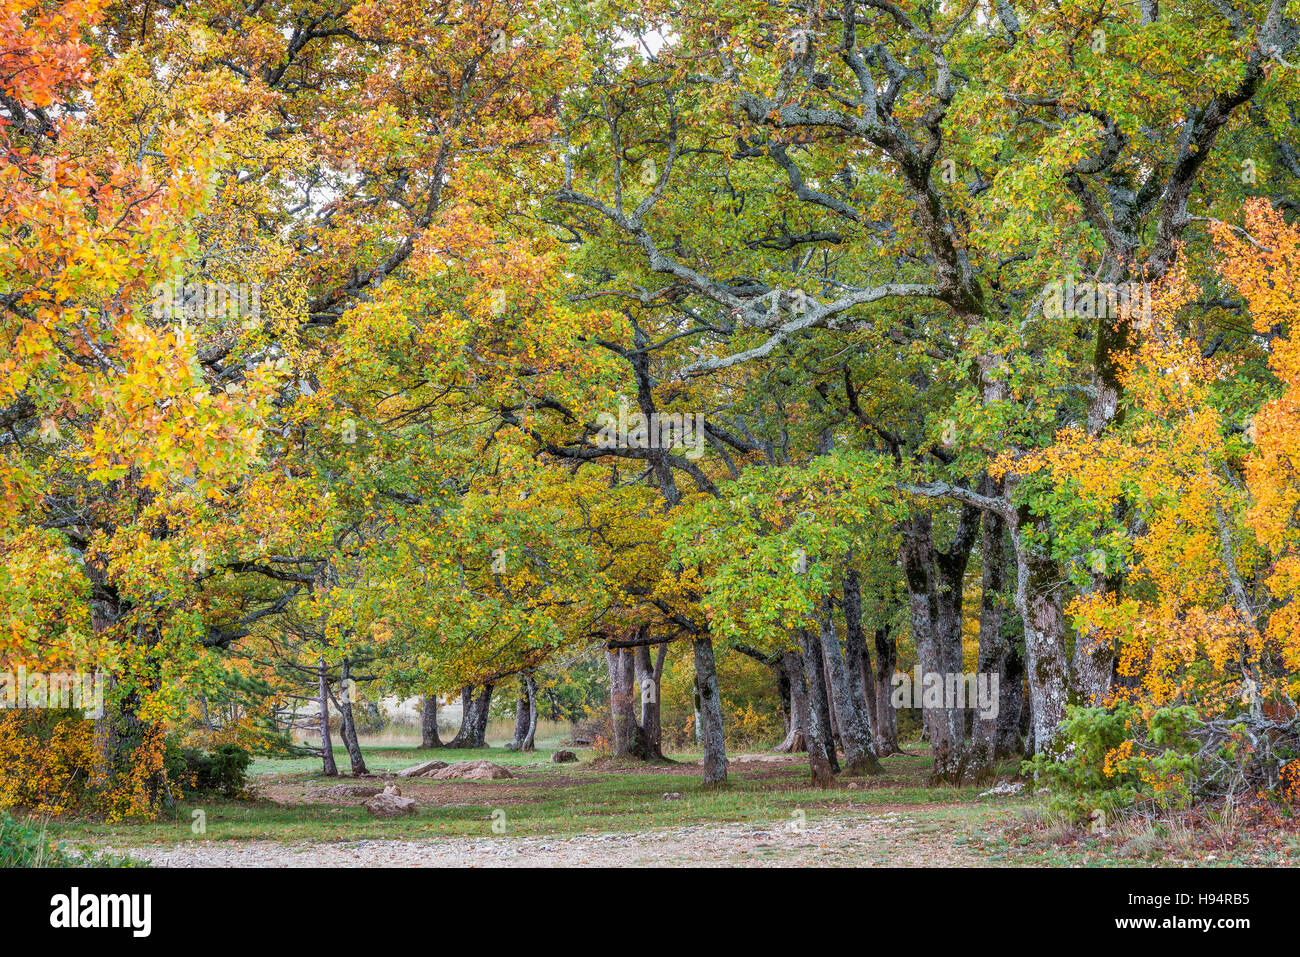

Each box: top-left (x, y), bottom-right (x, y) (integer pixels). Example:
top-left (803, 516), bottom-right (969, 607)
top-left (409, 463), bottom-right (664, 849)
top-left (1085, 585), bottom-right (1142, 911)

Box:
top-left (2, 0), bottom-right (1300, 867)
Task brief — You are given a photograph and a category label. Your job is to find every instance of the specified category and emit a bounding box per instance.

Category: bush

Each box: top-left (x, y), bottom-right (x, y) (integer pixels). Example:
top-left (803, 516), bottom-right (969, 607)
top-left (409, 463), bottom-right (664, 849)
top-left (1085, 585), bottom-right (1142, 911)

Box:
top-left (1026, 702), bottom-right (1202, 825)
top-left (0, 811), bottom-right (146, 867)
top-left (166, 741), bottom-right (252, 797)
top-left (0, 710), bottom-right (100, 815)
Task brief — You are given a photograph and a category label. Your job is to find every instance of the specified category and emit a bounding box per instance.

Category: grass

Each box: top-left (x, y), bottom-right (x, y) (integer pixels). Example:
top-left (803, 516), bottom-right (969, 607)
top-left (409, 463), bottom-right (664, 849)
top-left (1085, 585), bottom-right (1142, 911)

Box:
top-left (41, 739), bottom-right (1298, 866)
top-left (48, 741), bottom-right (1014, 848)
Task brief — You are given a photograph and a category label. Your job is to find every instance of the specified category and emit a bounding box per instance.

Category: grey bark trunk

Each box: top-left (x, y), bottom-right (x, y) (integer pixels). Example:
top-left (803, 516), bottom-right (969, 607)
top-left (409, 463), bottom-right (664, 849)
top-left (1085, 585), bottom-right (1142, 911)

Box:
top-left (842, 568), bottom-right (878, 736)
top-left (873, 624), bottom-right (900, 755)
top-left (901, 509), bottom-right (978, 781)
top-left (337, 658), bottom-right (368, 775)
top-left (795, 628), bottom-right (836, 786)
top-left (634, 643), bottom-right (667, 760)
top-left (509, 673), bottom-right (538, 751)
top-left (420, 693), bottom-right (442, 749)
top-left (449, 684), bottom-right (494, 748)
top-left (318, 659), bottom-right (338, 777)
top-left (605, 646), bottom-right (642, 756)
top-left (968, 483), bottom-right (1011, 781)
top-left (819, 597), bottom-right (881, 775)
top-left (692, 635), bottom-right (728, 786)
top-left (1006, 477), bottom-right (1070, 758)
top-left (773, 650), bottom-right (808, 752)
top-left (523, 674), bottom-right (538, 751)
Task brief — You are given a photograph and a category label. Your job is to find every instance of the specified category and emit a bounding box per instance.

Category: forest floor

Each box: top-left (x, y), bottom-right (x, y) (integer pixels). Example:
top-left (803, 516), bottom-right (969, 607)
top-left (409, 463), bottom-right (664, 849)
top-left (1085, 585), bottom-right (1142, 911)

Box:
top-left (46, 740), bottom-right (1300, 867)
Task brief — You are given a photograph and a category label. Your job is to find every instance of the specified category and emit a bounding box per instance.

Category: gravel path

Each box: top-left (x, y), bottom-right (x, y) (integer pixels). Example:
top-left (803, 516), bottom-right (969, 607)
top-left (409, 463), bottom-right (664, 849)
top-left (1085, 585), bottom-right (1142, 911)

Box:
top-left (111, 811), bottom-right (985, 867)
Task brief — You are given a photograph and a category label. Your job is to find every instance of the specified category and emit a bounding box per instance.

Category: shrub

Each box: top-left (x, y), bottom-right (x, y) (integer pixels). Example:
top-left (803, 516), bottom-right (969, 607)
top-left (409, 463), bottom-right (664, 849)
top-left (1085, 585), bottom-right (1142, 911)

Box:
top-left (0, 710), bottom-right (100, 815)
top-left (1026, 702), bottom-right (1202, 824)
top-left (0, 811), bottom-right (147, 867)
top-left (166, 741), bottom-right (252, 797)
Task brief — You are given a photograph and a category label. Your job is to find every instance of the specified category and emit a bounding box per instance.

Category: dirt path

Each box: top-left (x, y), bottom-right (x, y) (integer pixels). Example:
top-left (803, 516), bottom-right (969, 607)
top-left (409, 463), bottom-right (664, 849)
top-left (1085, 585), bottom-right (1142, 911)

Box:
top-left (110, 809), bottom-right (987, 867)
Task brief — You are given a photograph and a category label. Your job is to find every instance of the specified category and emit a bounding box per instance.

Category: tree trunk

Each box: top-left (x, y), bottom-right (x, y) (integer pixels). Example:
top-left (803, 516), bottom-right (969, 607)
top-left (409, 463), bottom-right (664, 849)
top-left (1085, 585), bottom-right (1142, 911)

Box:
top-left (901, 509), bottom-right (978, 782)
top-left (604, 646), bottom-right (643, 756)
top-left (449, 684), bottom-right (494, 748)
top-left (420, 693), bottom-right (442, 749)
top-left (509, 673), bottom-right (539, 751)
top-left (773, 650), bottom-right (809, 752)
top-left (318, 658), bottom-right (338, 777)
top-left (820, 598), bottom-right (881, 775)
top-left (873, 623), bottom-right (900, 755)
top-left (510, 678), bottom-right (531, 751)
top-left (821, 634), bottom-right (842, 748)
top-left (968, 485), bottom-right (1010, 782)
top-left (842, 569), bottom-right (878, 733)
top-left (337, 658), bottom-right (368, 775)
top-left (692, 635), bottom-right (728, 786)
top-left (634, 643), bottom-right (667, 760)
top-left (998, 642), bottom-right (1026, 758)
top-left (795, 628), bottom-right (836, 786)
top-left (522, 674), bottom-right (538, 751)
top-left (1008, 481), bottom-right (1070, 758)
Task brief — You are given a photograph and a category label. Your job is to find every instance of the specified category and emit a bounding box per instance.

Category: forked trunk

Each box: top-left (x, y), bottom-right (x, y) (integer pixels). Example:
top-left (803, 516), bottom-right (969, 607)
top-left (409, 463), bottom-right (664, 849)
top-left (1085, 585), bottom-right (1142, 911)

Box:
top-left (634, 643), bottom-right (667, 760)
top-left (449, 684), bottom-right (494, 748)
top-left (819, 599), bottom-right (881, 775)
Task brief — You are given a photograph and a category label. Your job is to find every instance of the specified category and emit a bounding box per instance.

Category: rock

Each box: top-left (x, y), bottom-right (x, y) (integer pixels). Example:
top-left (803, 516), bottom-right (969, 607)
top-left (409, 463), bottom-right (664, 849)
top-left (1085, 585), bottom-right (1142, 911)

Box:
top-left (432, 760), bottom-right (514, 780)
top-left (397, 760), bottom-right (449, 778)
top-left (365, 790), bottom-right (416, 817)
top-left (662, 792), bottom-right (682, 801)
top-left (978, 781), bottom-right (1026, 798)
top-left (383, 784), bottom-right (402, 796)
top-left (322, 784), bottom-right (382, 798)
top-left (551, 750), bottom-right (578, 763)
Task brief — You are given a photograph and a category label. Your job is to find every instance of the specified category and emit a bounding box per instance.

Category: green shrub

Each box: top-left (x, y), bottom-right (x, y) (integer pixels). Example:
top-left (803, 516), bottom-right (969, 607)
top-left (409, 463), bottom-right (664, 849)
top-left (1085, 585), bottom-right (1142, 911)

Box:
top-left (166, 741), bottom-right (252, 797)
top-left (0, 811), bottom-right (146, 867)
top-left (1026, 702), bottom-right (1202, 825)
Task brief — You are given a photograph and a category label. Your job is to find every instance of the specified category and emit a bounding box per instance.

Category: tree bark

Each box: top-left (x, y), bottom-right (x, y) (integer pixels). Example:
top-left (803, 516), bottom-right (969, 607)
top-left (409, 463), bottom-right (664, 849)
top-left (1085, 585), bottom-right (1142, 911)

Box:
top-left (510, 678), bottom-right (531, 751)
top-left (449, 684), bottom-right (494, 748)
top-left (820, 598), bottom-right (881, 774)
top-left (692, 635), bottom-right (728, 786)
top-left (842, 568), bottom-right (878, 735)
top-left (604, 646), bottom-right (642, 756)
top-left (998, 642), bottom-right (1025, 757)
top-left (318, 658), bottom-right (338, 777)
top-left (901, 508), bottom-right (978, 781)
top-left (968, 484), bottom-right (1011, 782)
top-left (1007, 479), bottom-right (1070, 758)
top-left (772, 650), bottom-right (808, 752)
top-left (796, 627), bottom-right (837, 786)
top-left (420, 693), bottom-right (442, 749)
top-left (634, 643), bottom-right (667, 760)
top-left (873, 623), bottom-right (900, 755)
top-left (522, 674), bottom-right (538, 751)
top-left (337, 658), bottom-right (368, 775)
